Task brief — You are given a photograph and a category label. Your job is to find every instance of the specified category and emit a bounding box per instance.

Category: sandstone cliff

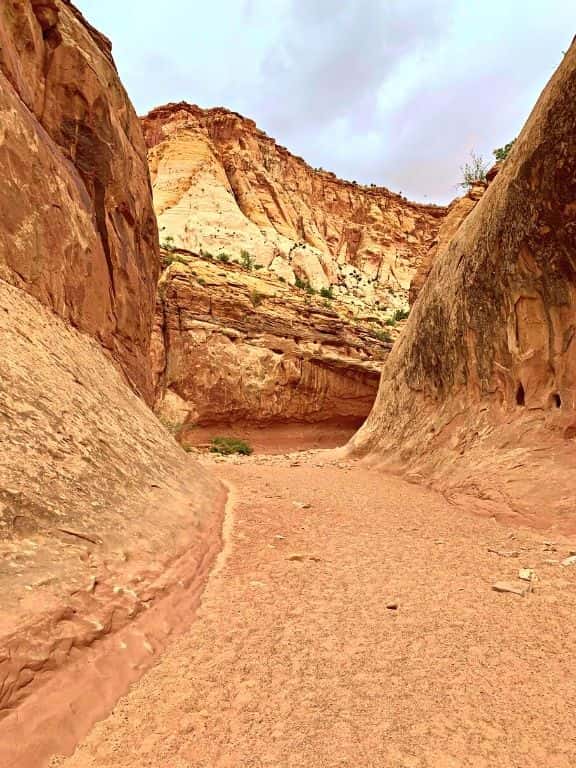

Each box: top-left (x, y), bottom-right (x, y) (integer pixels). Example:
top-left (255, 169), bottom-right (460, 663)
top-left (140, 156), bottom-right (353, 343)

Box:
top-left (141, 103), bottom-right (445, 313)
top-left (152, 249), bottom-right (391, 434)
top-left (0, 5), bottom-right (224, 763)
top-left (350, 41), bottom-right (576, 532)
top-left (0, 0), bottom-right (159, 401)
top-left (409, 181), bottom-right (488, 305)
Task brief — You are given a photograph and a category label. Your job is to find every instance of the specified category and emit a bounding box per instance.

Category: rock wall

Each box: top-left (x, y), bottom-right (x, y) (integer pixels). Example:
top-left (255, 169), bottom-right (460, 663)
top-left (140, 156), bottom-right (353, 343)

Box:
top-left (409, 181), bottom-right (488, 305)
top-left (0, 0), bottom-right (159, 401)
top-left (349, 41), bottom-right (576, 532)
top-left (152, 250), bottom-right (389, 431)
top-left (0, 4), bottom-right (225, 762)
top-left (141, 103), bottom-right (445, 312)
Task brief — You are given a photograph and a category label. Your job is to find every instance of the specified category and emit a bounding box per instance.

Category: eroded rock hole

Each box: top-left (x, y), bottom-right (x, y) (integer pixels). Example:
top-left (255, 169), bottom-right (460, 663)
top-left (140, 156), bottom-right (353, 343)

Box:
top-left (516, 383), bottom-right (525, 406)
top-left (552, 393), bottom-right (561, 408)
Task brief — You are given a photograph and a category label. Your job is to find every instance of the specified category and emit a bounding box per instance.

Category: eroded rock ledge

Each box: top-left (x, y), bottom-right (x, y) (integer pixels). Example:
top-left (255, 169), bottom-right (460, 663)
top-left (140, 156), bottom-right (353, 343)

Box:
top-left (152, 249), bottom-right (391, 432)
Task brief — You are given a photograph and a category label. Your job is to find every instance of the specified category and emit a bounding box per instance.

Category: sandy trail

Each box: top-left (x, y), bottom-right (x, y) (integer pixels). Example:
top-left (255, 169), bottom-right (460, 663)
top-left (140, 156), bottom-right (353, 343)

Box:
top-left (52, 452), bottom-right (576, 767)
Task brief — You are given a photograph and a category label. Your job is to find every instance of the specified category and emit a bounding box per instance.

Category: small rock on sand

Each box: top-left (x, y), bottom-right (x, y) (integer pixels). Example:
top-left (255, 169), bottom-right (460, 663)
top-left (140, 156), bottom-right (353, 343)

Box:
top-left (492, 581), bottom-right (529, 597)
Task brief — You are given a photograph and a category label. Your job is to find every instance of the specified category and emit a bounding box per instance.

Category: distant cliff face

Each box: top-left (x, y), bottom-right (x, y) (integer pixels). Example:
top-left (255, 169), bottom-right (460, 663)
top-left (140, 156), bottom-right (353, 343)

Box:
top-left (141, 103), bottom-right (446, 312)
top-left (0, 0), bottom-right (159, 401)
top-left (151, 249), bottom-right (390, 431)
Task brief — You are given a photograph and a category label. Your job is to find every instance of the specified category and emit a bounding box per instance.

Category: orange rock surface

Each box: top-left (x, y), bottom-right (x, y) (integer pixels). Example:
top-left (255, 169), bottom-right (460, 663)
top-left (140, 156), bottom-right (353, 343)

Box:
top-left (350, 41), bottom-right (576, 532)
top-left (0, 5), bottom-right (224, 763)
top-left (141, 103), bottom-right (446, 311)
top-left (0, 0), bottom-right (159, 402)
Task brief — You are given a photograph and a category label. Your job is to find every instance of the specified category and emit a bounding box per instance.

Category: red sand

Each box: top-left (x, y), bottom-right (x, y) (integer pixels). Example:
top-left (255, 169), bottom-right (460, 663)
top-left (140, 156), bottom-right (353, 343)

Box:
top-left (49, 451), bottom-right (576, 768)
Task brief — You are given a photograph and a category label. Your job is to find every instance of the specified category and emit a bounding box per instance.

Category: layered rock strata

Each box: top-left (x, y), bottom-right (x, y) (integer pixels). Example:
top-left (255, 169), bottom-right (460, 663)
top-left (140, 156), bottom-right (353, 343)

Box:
top-left (142, 103), bottom-right (446, 313)
top-left (152, 249), bottom-right (391, 431)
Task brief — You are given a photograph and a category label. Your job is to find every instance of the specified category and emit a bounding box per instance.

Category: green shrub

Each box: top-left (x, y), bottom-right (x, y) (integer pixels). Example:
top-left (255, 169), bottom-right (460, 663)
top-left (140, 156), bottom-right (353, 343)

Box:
top-left (210, 436), bottom-right (253, 456)
top-left (320, 286), bottom-right (334, 299)
top-left (161, 235), bottom-right (175, 252)
top-left (254, 264), bottom-right (264, 270)
top-left (459, 151), bottom-right (489, 190)
top-left (384, 317), bottom-right (396, 327)
top-left (217, 253), bottom-right (231, 263)
top-left (493, 139), bottom-right (516, 163)
top-left (250, 289), bottom-right (264, 307)
top-left (394, 307), bottom-right (410, 321)
top-left (198, 277), bottom-right (206, 286)
top-left (374, 329), bottom-right (392, 343)
top-left (240, 250), bottom-right (255, 270)
top-left (295, 276), bottom-right (315, 294)
top-left (278, 276), bottom-right (286, 283)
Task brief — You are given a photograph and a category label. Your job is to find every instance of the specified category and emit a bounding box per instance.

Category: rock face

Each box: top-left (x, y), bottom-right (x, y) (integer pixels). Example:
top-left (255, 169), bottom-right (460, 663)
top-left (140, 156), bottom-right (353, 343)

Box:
top-left (152, 250), bottom-right (389, 432)
top-left (0, 4), bottom-right (224, 762)
top-left (349, 41), bottom-right (576, 532)
top-left (141, 103), bottom-right (445, 312)
top-left (409, 181), bottom-right (488, 305)
top-left (0, 0), bottom-right (159, 401)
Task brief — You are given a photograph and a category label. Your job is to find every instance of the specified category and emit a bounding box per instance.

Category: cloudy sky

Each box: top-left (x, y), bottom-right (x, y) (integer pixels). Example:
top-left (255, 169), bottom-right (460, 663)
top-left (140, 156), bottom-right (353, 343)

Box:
top-left (77, 0), bottom-right (573, 203)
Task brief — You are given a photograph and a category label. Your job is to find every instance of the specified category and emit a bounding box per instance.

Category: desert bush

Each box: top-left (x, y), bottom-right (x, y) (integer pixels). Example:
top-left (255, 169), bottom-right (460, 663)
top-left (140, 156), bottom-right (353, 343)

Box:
top-left (459, 151), bottom-right (489, 190)
top-left (217, 253), bottom-right (231, 263)
top-left (394, 307), bottom-right (410, 321)
top-left (241, 250), bottom-right (255, 270)
top-left (320, 286), bottom-right (334, 299)
top-left (374, 329), bottom-right (392, 343)
top-left (493, 139), bottom-right (516, 163)
top-left (161, 236), bottom-right (176, 252)
top-left (250, 289), bottom-right (264, 307)
top-left (210, 437), bottom-right (253, 456)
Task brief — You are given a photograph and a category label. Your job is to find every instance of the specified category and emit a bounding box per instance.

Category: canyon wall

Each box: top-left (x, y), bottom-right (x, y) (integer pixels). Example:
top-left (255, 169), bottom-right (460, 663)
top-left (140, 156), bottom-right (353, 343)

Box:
top-left (0, 0), bottom-right (159, 401)
top-left (0, 4), bottom-right (225, 760)
top-left (152, 250), bottom-right (388, 433)
top-left (141, 103), bottom-right (445, 313)
top-left (350, 41), bottom-right (576, 532)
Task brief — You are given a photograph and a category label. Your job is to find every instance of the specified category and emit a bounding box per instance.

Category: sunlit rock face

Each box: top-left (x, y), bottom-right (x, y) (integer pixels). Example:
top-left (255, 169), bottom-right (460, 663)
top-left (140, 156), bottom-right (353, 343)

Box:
top-left (141, 102), bottom-right (446, 314)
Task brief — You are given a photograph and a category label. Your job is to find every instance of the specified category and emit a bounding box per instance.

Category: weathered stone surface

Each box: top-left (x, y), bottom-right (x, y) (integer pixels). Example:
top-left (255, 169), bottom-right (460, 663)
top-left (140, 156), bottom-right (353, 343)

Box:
top-left (152, 250), bottom-right (389, 430)
top-left (0, 0), bottom-right (159, 401)
top-left (141, 103), bottom-right (446, 312)
top-left (349, 40), bottom-right (576, 533)
top-left (0, 4), bottom-right (224, 755)
top-left (409, 182), bottom-right (486, 305)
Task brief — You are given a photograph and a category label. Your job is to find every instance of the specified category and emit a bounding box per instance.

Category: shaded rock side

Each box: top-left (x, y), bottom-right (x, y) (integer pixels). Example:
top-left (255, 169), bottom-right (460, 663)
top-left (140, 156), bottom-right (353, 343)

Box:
top-left (0, 0), bottom-right (159, 401)
top-left (409, 181), bottom-right (488, 305)
top-left (151, 250), bottom-right (390, 430)
top-left (141, 103), bottom-right (446, 311)
top-left (349, 41), bottom-right (576, 532)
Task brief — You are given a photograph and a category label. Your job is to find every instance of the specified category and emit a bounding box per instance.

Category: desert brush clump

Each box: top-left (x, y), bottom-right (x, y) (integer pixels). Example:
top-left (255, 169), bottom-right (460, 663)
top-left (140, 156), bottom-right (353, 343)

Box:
top-left (373, 329), bottom-right (392, 343)
top-left (210, 436), bottom-right (253, 456)
top-left (240, 250), bottom-right (255, 270)
top-left (459, 151), bottom-right (489, 190)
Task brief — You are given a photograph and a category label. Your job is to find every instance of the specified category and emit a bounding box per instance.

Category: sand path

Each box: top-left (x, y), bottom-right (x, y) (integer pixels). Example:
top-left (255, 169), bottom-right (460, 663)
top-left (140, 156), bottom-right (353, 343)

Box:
top-left (52, 452), bottom-right (576, 767)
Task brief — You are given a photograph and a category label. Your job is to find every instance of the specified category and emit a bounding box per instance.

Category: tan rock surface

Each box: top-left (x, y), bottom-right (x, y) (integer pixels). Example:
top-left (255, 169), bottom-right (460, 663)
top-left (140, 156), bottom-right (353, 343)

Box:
top-left (0, 4), bottom-right (224, 764)
top-left (141, 103), bottom-right (446, 311)
top-left (349, 41), bottom-right (576, 533)
top-left (0, 0), bottom-right (159, 401)
top-left (152, 249), bottom-right (390, 432)
top-left (0, 282), bottom-right (224, 767)
top-left (409, 181), bottom-right (487, 305)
